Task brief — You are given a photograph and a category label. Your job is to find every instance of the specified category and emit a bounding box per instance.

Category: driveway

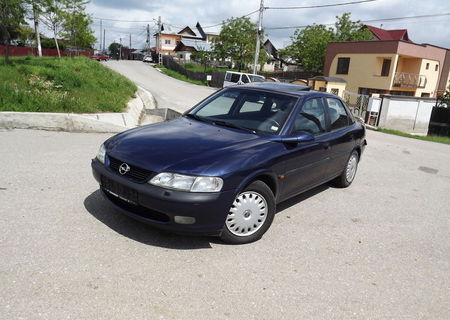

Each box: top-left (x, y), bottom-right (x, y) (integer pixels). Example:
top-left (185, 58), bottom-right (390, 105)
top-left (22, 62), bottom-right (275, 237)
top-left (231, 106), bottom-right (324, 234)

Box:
top-left (105, 60), bottom-right (216, 113)
top-left (0, 128), bottom-right (449, 319)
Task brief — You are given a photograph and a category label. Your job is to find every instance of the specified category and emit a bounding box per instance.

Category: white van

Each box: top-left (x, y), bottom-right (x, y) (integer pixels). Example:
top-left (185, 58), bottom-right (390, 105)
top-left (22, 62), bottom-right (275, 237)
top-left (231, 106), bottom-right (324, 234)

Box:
top-left (223, 71), bottom-right (265, 88)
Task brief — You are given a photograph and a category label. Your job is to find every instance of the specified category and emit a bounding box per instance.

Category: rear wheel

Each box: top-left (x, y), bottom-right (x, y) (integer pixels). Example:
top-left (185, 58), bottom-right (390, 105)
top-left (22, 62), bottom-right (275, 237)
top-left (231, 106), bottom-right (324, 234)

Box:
top-left (333, 150), bottom-right (359, 188)
top-left (220, 181), bottom-right (275, 244)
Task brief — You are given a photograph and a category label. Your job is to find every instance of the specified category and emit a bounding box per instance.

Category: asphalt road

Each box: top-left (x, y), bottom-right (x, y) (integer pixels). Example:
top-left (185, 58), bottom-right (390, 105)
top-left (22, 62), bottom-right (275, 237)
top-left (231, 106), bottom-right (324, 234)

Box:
top-left (105, 60), bottom-right (216, 113)
top-left (1, 128), bottom-right (449, 319)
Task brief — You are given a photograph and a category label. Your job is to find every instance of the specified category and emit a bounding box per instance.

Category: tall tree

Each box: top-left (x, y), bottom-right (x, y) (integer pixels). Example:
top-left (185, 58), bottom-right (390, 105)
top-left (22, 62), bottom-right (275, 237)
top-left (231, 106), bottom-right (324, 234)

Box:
top-left (61, 0), bottom-right (95, 51)
top-left (212, 17), bottom-right (265, 71)
top-left (283, 12), bottom-right (374, 74)
top-left (333, 12), bottom-right (374, 42)
top-left (39, 0), bottom-right (66, 57)
top-left (283, 24), bottom-right (334, 74)
top-left (0, 0), bottom-right (27, 63)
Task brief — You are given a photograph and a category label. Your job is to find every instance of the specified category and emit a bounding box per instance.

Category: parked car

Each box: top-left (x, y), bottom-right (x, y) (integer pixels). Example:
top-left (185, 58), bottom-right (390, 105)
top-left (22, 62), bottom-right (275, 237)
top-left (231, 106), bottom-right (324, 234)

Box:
top-left (91, 83), bottom-right (367, 244)
top-left (143, 55), bottom-right (153, 63)
top-left (223, 71), bottom-right (265, 87)
top-left (91, 54), bottom-right (109, 61)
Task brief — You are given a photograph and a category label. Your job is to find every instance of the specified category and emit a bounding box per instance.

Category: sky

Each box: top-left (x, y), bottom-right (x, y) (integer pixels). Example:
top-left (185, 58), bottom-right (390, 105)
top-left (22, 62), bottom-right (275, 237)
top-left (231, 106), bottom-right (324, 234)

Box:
top-left (85, 0), bottom-right (450, 51)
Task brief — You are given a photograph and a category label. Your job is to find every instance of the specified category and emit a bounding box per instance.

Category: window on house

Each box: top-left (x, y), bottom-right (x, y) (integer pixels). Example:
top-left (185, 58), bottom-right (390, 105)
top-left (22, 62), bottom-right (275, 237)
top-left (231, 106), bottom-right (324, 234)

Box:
top-left (165, 39), bottom-right (171, 44)
top-left (331, 88), bottom-right (339, 95)
top-left (435, 64), bottom-right (439, 71)
top-left (319, 87), bottom-right (326, 92)
top-left (381, 59), bottom-right (391, 77)
top-left (426, 62), bottom-right (429, 70)
top-left (336, 57), bottom-right (350, 74)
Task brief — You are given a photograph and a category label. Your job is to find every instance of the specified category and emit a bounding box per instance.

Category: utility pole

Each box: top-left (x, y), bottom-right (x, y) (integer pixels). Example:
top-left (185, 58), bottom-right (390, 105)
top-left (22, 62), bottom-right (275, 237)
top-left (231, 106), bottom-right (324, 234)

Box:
top-left (99, 19), bottom-right (102, 52)
top-left (32, 0), bottom-right (42, 57)
top-left (129, 33), bottom-right (131, 49)
top-left (157, 16), bottom-right (162, 64)
top-left (146, 24), bottom-right (150, 53)
top-left (103, 29), bottom-right (105, 52)
top-left (119, 37), bottom-right (122, 60)
top-left (253, 0), bottom-right (264, 74)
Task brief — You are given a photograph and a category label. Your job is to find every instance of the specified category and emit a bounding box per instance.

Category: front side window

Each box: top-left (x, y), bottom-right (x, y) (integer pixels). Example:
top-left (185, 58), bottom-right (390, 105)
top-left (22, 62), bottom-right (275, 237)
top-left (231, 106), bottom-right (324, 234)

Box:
top-left (242, 75), bottom-right (250, 83)
top-left (336, 57), bottom-right (350, 74)
top-left (326, 98), bottom-right (350, 130)
top-left (190, 89), bottom-right (298, 134)
top-left (293, 98), bottom-right (326, 135)
top-left (230, 73), bottom-right (240, 83)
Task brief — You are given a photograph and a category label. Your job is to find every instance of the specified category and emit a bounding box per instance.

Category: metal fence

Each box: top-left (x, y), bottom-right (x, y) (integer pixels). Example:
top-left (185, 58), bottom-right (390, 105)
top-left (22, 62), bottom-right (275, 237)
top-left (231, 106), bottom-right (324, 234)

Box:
top-left (342, 90), bottom-right (369, 119)
top-left (162, 55), bottom-right (206, 83)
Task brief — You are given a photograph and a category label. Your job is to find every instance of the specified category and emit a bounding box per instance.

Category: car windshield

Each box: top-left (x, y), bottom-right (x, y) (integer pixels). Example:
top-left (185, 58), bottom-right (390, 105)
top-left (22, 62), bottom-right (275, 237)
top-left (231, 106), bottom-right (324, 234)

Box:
top-left (188, 89), bottom-right (298, 134)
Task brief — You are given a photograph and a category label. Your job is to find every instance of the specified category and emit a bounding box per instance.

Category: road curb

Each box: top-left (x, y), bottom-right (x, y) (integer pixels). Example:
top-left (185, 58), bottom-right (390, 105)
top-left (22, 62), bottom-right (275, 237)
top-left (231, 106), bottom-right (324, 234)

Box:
top-left (0, 86), bottom-right (155, 133)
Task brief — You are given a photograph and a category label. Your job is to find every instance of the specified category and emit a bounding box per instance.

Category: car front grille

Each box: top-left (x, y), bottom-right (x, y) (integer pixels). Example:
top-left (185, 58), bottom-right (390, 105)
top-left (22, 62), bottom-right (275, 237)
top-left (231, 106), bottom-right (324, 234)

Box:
top-left (108, 156), bottom-right (153, 182)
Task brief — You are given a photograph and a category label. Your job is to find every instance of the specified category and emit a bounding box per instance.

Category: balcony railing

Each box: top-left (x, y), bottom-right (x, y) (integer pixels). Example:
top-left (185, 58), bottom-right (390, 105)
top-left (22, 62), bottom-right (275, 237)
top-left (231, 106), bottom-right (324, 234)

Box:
top-left (392, 72), bottom-right (427, 89)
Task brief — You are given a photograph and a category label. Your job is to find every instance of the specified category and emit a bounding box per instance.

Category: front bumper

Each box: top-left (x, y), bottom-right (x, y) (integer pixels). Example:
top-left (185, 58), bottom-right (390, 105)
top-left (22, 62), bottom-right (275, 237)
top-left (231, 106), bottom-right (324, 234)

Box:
top-left (91, 159), bottom-right (236, 235)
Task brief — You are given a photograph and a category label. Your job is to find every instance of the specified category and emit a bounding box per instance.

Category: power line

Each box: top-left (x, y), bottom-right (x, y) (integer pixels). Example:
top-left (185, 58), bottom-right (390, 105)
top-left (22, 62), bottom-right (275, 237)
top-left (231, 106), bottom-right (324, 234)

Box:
top-left (202, 9), bottom-right (260, 29)
top-left (265, 12), bottom-right (450, 30)
top-left (265, 0), bottom-right (376, 10)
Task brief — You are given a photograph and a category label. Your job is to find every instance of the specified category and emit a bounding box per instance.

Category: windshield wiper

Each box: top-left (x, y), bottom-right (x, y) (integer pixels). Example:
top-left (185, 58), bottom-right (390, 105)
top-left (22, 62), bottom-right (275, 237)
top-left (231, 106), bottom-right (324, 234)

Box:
top-left (184, 113), bottom-right (210, 123)
top-left (212, 120), bottom-right (256, 134)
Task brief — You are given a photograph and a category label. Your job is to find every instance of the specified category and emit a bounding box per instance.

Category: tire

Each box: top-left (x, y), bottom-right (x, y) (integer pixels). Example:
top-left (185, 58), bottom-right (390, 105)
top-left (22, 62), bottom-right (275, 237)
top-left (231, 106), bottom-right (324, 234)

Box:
top-left (333, 150), bottom-right (359, 188)
top-left (220, 181), bottom-right (275, 244)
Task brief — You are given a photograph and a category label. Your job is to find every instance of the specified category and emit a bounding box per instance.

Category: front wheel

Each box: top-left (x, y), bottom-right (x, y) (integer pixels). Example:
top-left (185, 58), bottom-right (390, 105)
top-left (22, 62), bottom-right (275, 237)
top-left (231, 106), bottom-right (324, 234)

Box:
top-left (333, 150), bottom-right (359, 188)
top-left (220, 181), bottom-right (275, 244)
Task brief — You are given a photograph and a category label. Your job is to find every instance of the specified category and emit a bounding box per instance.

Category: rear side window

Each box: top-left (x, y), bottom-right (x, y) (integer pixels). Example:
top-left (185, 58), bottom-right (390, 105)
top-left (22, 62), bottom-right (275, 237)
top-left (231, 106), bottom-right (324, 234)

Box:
top-left (293, 98), bottom-right (326, 134)
top-left (326, 98), bottom-right (350, 130)
top-left (230, 73), bottom-right (240, 83)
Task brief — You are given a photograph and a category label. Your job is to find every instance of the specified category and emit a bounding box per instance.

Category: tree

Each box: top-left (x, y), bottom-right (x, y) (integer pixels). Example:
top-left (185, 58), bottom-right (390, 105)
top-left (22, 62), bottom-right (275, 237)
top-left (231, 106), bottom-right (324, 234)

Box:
top-left (16, 25), bottom-right (35, 46)
top-left (0, 0), bottom-right (27, 63)
top-left (437, 85), bottom-right (450, 108)
top-left (61, 0), bottom-right (95, 51)
top-left (108, 42), bottom-right (127, 59)
top-left (283, 12), bottom-right (374, 74)
top-left (283, 24), bottom-right (334, 74)
top-left (39, 0), bottom-right (66, 57)
top-left (212, 17), bottom-right (265, 71)
top-left (334, 12), bottom-right (374, 42)
top-left (191, 46), bottom-right (211, 73)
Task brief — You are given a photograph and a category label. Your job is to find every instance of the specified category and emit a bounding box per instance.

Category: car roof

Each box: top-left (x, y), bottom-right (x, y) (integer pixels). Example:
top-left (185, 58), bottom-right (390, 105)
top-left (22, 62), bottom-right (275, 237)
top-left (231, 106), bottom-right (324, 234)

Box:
top-left (236, 82), bottom-right (338, 98)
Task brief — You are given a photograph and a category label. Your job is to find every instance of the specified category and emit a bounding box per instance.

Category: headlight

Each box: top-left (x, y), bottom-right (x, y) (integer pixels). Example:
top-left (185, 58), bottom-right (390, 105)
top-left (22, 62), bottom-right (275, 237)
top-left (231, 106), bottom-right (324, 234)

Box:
top-left (150, 172), bottom-right (223, 192)
top-left (96, 143), bottom-right (106, 164)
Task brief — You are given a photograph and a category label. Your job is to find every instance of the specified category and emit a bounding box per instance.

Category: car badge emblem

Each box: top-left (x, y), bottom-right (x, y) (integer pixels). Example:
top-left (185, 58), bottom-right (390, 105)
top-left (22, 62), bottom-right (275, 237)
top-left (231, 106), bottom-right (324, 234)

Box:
top-left (119, 163), bottom-right (130, 175)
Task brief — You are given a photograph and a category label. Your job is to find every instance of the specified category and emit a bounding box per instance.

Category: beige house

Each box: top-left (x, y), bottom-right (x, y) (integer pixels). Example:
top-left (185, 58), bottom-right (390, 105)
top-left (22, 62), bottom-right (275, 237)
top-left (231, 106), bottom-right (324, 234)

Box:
top-left (155, 22), bottom-right (217, 56)
top-left (308, 76), bottom-right (347, 97)
top-left (324, 39), bottom-right (450, 98)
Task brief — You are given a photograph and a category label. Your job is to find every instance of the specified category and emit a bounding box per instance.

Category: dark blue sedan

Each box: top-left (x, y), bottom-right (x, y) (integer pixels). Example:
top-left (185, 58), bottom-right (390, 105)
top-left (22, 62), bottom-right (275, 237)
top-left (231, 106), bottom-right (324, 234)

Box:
top-left (92, 83), bottom-right (366, 244)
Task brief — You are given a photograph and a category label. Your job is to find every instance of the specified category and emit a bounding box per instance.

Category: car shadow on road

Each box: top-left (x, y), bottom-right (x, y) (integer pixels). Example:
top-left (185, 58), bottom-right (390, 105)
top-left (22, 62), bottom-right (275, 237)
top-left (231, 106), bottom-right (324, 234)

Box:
top-left (276, 184), bottom-right (330, 213)
top-left (84, 190), bottom-right (213, 250)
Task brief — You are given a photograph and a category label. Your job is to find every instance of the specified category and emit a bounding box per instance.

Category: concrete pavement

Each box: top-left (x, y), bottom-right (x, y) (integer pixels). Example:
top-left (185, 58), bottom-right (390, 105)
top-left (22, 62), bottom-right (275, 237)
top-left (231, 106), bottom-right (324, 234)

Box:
top-left (105, 60), bottom-right (217, 114)
top-left (1, 128), bottom-right (449, 319)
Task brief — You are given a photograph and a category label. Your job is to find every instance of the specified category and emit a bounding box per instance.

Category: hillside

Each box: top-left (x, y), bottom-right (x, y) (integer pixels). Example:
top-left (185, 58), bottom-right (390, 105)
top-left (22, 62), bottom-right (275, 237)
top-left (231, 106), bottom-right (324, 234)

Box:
top-left (0, 57), bottom-right (136, 113)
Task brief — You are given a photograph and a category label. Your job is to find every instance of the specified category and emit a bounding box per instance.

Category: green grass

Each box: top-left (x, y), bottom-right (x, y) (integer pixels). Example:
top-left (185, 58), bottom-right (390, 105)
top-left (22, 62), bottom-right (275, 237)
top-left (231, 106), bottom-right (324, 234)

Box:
top-left (374, 128), bottom-right (450, 145)
top-left (155, 64), bottom-right (207, 86)
top-left (0, 56), bottom-right (137, 113)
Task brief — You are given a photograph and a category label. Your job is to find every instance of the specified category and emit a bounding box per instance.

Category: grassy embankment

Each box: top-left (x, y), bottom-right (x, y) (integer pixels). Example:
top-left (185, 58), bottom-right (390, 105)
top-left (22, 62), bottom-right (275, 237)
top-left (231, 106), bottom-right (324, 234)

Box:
top-left (375, 128), bottom-right (450, 145)
top-left (0, 56), bottom-right (136, 113)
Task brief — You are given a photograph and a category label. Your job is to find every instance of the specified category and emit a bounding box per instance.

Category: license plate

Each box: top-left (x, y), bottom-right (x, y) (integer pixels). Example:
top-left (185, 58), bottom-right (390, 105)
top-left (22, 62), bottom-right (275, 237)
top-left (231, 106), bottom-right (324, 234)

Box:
top-left (101, 176), bottom-right (138, 205)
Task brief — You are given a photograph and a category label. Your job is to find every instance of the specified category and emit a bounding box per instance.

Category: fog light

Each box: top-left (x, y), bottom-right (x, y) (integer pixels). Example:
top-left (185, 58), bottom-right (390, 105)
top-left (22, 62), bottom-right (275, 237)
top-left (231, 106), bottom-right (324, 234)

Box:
top-left (174, 216), bottom-right (196, 224)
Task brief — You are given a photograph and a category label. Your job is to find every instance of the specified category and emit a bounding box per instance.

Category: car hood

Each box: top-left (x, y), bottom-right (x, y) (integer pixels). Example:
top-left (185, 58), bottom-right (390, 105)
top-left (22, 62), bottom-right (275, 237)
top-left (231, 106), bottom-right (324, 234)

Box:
top-left (106, 117), bottom-right (272, 175)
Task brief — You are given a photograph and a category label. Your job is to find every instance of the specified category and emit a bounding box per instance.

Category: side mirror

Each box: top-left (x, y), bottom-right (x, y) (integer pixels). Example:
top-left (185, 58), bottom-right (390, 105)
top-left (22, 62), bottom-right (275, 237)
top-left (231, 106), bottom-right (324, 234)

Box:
top-left (278, 132), bottom-right (314, 144)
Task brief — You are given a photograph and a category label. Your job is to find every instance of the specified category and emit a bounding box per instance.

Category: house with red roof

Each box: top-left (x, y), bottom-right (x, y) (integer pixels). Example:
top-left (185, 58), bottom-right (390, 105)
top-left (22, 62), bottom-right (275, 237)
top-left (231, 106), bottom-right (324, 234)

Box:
top-left (324, 25), bottom-right (450, 98)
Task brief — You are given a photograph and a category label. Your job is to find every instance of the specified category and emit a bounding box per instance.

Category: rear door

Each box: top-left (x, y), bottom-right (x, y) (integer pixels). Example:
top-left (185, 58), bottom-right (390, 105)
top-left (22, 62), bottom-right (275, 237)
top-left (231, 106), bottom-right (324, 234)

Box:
top-left (280, 97), bottom-right (332, 199)
top-left (324, 97), bottom-right (356, 177)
